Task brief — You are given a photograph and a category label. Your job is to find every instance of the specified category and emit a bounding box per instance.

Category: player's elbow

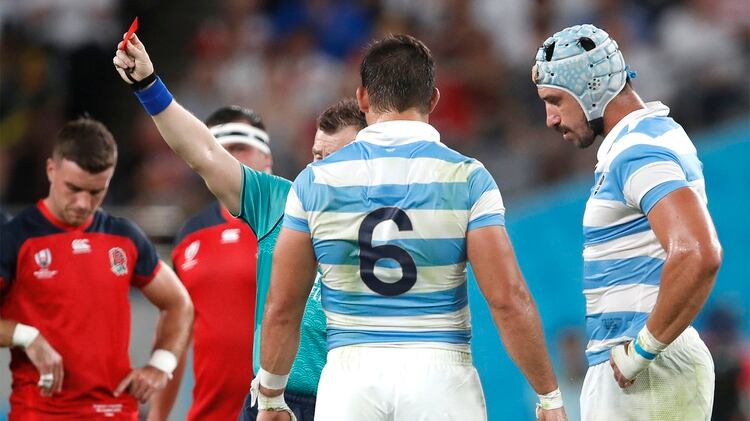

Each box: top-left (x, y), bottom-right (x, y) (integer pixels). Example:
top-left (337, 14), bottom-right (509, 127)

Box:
top-left (672, 240), bottom-right (723, 283)
top-left (486, 283), bottom-right (535, 320)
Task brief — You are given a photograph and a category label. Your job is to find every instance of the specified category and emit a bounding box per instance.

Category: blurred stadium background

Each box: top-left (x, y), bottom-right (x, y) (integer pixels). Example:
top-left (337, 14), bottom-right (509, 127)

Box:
top-left (1, 0), bottom-right (748, 420)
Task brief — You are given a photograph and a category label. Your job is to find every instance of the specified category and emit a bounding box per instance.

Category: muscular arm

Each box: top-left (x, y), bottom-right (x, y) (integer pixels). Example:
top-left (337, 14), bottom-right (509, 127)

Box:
top-left (141, 263), bottom-right (194, 356)
top-left (150, 102), bottom-right (244, 214)
top-left (113, 34), bottom-right (243, 214)
top-left (467, 226), bottom-right (559, 394)
top-left (645, 187), bottom-right (722, 343)
top-left (258, 228), bottom-right (317, 396)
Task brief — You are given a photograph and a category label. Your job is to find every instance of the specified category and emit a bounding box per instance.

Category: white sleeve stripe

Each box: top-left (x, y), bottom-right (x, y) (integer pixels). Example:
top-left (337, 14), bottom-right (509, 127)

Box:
top-left (624, 161), bottom-right (686, 208)
top-left (284, 188), bottom-right (307, 219)
top-left (470, 189), bottom-right (505, 220)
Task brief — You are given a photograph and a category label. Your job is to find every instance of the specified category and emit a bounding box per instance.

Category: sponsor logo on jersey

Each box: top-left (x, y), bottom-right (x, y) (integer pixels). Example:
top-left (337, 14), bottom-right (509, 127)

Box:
top-left (221, 228), bottom-right (240, 244)
top-left (33, 248), bottom-right (58, 279)
top-left (72, 238), bottom-right (91, 254)
top-left (592, 173), bottom-right (606, 196)
top-left (181, 240), bottom-right (200, 271)
top-left (108, 247), bottom-right (128, 276)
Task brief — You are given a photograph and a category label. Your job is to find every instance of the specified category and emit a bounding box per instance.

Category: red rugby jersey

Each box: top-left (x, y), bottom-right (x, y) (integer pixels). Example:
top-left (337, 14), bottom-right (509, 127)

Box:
top-left (0, 200), bottom-right (161, 419)
top-left (172, 201), bottom-right (257, 421)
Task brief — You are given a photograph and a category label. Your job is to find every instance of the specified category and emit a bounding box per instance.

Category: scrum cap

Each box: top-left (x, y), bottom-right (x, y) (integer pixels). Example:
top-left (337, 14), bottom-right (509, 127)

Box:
top-left (532, 24), bottom-right (634, 128)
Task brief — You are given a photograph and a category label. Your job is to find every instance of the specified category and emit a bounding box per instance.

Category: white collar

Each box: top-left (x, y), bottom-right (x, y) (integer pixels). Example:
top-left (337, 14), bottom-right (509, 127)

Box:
top-left (355, 120), bottom-right (441, 146)
top-left (597, 101), bottom-right (670, 163)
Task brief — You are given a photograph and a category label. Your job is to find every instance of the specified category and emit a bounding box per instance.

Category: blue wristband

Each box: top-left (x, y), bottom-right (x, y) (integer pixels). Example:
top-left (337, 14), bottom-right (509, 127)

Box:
top-left (633, 339), bottom-right (657, 360)
top-left (134, 76), bottom-right (173, 116)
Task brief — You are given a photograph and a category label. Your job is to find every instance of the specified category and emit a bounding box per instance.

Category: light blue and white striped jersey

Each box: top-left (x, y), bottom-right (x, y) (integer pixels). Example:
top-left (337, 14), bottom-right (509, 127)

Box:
top-left (283, 120), bottom-right (505, 351)
top-left (583, 102), bottom-right (706, 365)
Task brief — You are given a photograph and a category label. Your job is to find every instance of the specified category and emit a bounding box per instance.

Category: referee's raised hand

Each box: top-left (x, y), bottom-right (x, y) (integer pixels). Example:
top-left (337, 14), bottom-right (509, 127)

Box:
top-left (113, 33), bottom-right (154, 85)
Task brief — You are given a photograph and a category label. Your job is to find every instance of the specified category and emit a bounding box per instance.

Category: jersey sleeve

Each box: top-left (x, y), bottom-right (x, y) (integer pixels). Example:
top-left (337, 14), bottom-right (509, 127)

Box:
top-left (282, 167), bottom-right (314, 234)
top-left (234, 164), bottom-right (293, 239)
top-left (467, 164), bottom-right (506, 230)
top-left (116, 218), bottom-right (161, 288)
top-left (610, 144), bottom-right (690, 214)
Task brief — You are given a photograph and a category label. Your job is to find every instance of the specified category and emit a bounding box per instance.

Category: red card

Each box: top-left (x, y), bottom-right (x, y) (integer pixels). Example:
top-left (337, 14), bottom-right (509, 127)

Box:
top-left (120, 17), bottom-right (139, 50)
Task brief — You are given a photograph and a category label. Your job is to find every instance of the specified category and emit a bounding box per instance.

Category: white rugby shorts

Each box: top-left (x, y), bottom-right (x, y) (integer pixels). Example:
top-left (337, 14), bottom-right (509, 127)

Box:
top-left (581, 326), bottom-right (714, 421)
top-left (314, 345), bottom-right (487, 421)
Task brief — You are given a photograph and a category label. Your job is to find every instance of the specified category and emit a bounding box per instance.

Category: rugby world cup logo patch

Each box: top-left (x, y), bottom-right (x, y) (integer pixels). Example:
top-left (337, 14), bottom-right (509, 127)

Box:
top-left (181, 240), bottom-right (200, 271)
top-left (33, 248), bottom-right (58, 279)
top-left (108, 247), bottom-right (128, 276)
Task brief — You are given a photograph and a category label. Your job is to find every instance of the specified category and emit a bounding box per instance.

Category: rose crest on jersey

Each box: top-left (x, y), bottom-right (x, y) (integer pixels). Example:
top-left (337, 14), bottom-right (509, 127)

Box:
top-left (108, 247), bottom-right (128, 276)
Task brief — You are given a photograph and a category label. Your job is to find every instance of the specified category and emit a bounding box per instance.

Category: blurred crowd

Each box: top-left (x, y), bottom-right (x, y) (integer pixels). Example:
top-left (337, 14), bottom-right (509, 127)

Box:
top-left (1, 0), bottom-right (748, 214)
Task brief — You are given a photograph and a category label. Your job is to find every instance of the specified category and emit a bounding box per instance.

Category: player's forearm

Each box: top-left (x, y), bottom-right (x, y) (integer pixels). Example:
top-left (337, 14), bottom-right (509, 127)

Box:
top-left (147, 342), bottom-right (189, 421)
top-left (0, 319), bottom-right (19, 347)
top-left (646, 245), bottom-right (721, 344)
top-left (259, 301), bottom-right (303, 377)
top-left (152, 298), bottom-right (193, 358)
top-left (490, 292), bottom-right (559, 394)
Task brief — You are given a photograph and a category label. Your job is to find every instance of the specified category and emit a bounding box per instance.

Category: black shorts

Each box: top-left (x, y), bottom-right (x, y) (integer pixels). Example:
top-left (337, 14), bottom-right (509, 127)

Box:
top-left (238, 389), bottom-right (316, 421)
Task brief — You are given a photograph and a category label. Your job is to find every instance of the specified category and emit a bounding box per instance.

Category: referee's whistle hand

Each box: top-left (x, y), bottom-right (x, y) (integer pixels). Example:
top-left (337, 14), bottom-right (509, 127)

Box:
top-left (114, 365), bottom-right (169, 403)
top-left (25, 335), bottom-right (64, 396)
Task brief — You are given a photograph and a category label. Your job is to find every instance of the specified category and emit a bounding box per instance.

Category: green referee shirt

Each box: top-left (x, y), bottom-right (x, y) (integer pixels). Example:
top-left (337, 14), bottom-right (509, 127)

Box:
top-left (234, 164), bottom-right (327, 396)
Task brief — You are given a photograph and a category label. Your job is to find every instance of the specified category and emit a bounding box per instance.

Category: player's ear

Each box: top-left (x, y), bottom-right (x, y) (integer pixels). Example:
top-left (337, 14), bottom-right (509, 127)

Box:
top-left (46, 158), bottom-right (56, 183)
top-left (428, 87), bottom-right (440, 114)
top-left (356, 87), bottom-right (369, 114)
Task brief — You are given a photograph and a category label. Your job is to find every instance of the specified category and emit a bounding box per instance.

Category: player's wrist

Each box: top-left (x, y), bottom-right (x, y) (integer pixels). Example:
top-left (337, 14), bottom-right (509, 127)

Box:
top-left (148, 349), bottom-right (177, 379)
top-left (536, 387), bottom-right (564, 410)
top-left (633, 326), bottom-right (667, 360)
top-left (12, 323), bottom-right (40, 349)
top-left (133, 76), bottom-right (173, 116)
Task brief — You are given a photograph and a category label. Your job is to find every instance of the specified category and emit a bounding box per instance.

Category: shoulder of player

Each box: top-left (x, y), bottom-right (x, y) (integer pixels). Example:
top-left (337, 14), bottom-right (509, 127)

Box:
top-left (88, 209), bottom-right (152, 245)
top-left (1, 205), bottom-right (55, 247)
top-left (174, 202), bottom-right (227, 245)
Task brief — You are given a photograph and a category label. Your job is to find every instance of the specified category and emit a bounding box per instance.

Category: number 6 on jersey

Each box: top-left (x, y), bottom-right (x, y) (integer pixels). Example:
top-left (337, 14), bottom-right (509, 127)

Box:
top-left (358, 207), bottom-right (417, 296)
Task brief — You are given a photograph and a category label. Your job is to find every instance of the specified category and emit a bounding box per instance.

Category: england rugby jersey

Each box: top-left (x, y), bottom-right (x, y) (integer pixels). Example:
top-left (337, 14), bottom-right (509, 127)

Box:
top-left (283, 120), bottom-right (505, 351)
top-left (0, 200), bottom-right (160, 419)
top-left (172, 201), bottom-right (257, 421)
top-left (582, 102), bottom-right (706, 365)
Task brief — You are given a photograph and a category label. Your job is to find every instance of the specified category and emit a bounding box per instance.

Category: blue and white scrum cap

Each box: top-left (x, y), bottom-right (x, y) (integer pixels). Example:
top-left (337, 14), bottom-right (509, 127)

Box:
top-left (532, 24), bottom-right (635, 124)
top-left (209, 122), bottom-right (271, 155)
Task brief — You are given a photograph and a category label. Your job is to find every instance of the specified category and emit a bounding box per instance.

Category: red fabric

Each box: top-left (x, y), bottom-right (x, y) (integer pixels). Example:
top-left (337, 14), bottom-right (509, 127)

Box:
top-left (0, 203), bottom-right (160, 417)
top-left (172, 207), bottom-right (257, 421)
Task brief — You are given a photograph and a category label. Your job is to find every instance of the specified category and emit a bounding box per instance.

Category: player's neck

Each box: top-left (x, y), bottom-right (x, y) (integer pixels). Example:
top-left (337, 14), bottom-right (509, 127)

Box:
top-left (601, 88), bottom-right (646, 136)
top-left (368, 108), bottom-right (429, 125)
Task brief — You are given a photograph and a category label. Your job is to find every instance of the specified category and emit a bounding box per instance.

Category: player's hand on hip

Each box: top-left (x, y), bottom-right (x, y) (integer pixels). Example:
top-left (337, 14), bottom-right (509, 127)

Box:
top-left (609, 341), bottom-right (646, 388)
top-left (536, 406), bottom-right (568, 421)
top-left (25, 335), bottom-right (64, 396)
top-left (258, 410), bottom-right (293, 421)
top-left (114, 365), bottom-right (169, 403)
top-left (112, 33), bottom-right (154, 85)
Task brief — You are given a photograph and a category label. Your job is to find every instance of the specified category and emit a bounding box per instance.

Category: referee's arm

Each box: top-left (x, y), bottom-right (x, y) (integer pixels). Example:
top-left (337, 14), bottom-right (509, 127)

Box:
top-left (114, 34), bottom-right (244, 215)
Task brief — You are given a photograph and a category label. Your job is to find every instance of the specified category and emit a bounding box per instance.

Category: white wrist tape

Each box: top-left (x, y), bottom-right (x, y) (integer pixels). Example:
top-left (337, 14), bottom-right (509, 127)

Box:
top-left (259, 367), bottom-right (289, 390)
top-left (611, 326), bottom-right (668, 381)
top-left (537, 388), bottom-right (564, 410)
top-left (148, 349), bottom-right (177, 379)
top-left (12, 324), bottom-right (40, 349)
top-left (249, 374), bottom-right (297, 421)
top-left (634, 326), bottom-right (667, 358)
